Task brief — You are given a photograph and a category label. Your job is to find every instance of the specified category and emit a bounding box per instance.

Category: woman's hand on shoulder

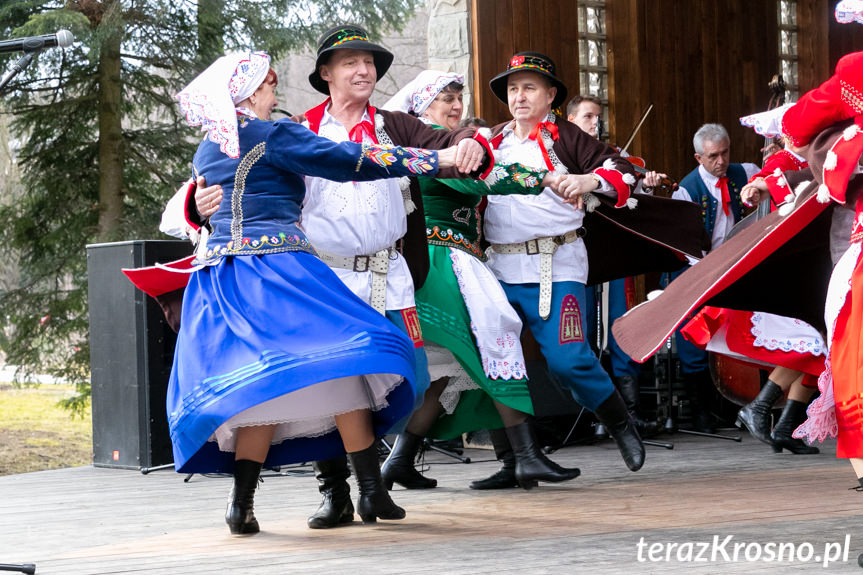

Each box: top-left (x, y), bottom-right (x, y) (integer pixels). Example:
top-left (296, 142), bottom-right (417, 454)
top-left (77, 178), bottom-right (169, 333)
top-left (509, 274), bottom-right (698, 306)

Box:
top-left (195, 176), bottom-right (223, 218)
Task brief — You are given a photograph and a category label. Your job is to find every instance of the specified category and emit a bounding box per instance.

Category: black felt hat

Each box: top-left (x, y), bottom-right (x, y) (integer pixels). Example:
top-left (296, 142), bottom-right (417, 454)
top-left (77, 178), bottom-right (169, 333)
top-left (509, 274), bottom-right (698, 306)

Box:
top-left (308, 24), bottom-right (394, 95)
top-left (489, 51), bottom-right (568, 109)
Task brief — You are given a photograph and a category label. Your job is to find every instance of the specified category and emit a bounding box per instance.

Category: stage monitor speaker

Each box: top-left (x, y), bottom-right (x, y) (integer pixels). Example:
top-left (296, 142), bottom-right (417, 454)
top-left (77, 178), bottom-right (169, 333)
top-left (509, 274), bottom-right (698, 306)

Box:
top-left (87, 240), bottom-right (192, 469)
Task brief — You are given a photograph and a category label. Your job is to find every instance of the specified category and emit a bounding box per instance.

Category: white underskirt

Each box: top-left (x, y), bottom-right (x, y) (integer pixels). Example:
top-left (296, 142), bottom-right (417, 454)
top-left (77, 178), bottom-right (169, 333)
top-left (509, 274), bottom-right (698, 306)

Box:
top-left (210, 373), bottom-right (402, 452)
top-left (426, 341), bottom-right (478, 414)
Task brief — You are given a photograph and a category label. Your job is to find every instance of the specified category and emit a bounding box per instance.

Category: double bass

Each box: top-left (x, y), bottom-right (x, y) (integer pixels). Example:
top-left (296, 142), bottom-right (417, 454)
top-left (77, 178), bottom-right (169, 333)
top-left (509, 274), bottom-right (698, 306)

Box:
top-left (709, 74), bottom-right (788, 407)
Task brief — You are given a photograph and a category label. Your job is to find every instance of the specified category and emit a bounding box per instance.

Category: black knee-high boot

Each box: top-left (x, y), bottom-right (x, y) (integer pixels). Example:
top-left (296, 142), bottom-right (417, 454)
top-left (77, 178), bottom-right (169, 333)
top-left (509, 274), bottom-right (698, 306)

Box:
top-left (735, 380), bottom-right (783, 446)
top-left (226, 459), bottom-right (262, 535)
top-left (615, 375), bottom-right (661, 437)
top-left (347, 445), bottom-right (406, 523)
top-left (307, 456), bottom-right (354, 529)
top-left (504, 421), bottom-right (581, 490)
top-left (771, 399), bottom-right (820, 454)
top-left (469, 427), bottom-right (518, 490)
top-left (594, 389), bottom-right (645, 471)
top-left (381, 432), bottom-right (437, 489)
top-left (682, 370), bottom-right (716, 433)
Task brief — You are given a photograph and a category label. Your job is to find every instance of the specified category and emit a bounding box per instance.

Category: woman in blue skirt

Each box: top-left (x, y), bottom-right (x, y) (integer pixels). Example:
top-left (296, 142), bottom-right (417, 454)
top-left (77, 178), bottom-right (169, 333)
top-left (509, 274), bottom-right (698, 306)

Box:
top-left (171, 51), bottom-right (459, 535)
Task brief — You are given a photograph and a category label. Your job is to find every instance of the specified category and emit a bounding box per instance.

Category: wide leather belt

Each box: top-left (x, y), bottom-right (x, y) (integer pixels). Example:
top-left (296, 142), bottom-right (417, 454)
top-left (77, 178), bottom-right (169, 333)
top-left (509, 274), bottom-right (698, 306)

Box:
top-left (490, 227), bottom-right (585, 320)
top-left (316, 248), bottom-right (392, 314)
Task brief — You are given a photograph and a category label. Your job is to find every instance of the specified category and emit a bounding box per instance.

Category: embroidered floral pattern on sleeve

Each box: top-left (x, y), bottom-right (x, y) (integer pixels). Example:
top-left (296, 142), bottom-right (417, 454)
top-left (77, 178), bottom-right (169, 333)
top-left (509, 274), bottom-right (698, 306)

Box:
top-left (361, 144), bottom-right (437, 175)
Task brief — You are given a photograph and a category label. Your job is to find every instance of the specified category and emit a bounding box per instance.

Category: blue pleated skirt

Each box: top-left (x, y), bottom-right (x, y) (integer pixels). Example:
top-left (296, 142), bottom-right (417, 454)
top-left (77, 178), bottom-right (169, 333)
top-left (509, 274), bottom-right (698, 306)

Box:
top-left (167, 251), bottom-right (419, 473)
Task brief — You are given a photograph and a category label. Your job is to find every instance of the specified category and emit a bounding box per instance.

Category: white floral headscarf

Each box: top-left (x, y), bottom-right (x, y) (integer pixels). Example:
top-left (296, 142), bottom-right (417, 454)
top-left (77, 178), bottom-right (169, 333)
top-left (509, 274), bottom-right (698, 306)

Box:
top-left (739, 103), bottom-right (794, 138)
top-left (177, 51), bottom-right (271, 158)
top-left (383, 70), bottom-right (464, 119)
top-left (836, 0), bottom-right (863, 23)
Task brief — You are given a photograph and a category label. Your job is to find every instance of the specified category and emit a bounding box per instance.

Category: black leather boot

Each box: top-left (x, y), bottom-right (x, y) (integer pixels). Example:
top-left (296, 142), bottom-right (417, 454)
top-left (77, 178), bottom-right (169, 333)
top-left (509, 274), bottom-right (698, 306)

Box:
top-left (381, 432), bottom-right (437, 490)
top-left (225, 459), bottom-right (262, 535)
top-left (683, 370), bottom-right (716, 434)
top-left (347, 445), bottom-right (406, 523)
top-left (771, 399), bottom-right (820, 454)
top-left (615, 374), bottom-right (661, 437)
top-left (307, 456), bottom-right (354, 529)
top-left (504, 421), bottom-right (581, 490)
top-left (594, 389), bottom-right (645, 471)
top-left (469, 428), bottom-right (518, 490)
top-left (735, 380), bottom-right (783, 447)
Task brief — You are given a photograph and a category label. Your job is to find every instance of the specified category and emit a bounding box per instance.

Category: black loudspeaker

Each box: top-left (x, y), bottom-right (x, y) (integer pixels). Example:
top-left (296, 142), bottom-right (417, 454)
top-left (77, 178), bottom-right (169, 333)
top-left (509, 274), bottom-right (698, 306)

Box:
top-left (87, 240), bottom-right (192, 469)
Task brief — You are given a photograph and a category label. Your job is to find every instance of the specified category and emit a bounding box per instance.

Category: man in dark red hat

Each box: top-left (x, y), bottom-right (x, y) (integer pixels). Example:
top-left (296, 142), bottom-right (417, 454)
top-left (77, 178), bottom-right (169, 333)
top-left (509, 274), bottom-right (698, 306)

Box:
top-left (474, 51), bottom-right (707, 479)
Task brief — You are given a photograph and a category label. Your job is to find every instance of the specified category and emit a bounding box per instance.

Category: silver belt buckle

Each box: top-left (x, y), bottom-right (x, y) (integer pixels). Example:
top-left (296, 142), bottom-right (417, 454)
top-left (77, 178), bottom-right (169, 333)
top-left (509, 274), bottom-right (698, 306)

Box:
top-left (525, 239), bottom-right (540, 255)
top-left (353, 255), bottom-right (370, 272)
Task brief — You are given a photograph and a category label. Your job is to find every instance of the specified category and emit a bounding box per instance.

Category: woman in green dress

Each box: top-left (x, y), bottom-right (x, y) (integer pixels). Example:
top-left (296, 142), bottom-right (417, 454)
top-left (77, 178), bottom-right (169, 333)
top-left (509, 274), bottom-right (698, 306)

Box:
top-left (381, 71), bottom-right (580, 490)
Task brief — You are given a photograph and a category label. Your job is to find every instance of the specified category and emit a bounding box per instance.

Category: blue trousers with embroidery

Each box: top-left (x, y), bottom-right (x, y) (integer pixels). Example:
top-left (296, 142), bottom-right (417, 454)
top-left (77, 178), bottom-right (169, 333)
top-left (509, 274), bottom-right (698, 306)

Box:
top-left (386, 308), bottom-right (431, 431)
top-left (501, 281), bottom-right (615, 411)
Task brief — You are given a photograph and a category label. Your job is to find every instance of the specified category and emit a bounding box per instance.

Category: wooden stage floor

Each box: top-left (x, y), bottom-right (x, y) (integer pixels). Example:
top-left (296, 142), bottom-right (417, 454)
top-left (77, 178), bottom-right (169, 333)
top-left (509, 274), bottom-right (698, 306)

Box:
top-left (1, 432), bottom-right (860, 574)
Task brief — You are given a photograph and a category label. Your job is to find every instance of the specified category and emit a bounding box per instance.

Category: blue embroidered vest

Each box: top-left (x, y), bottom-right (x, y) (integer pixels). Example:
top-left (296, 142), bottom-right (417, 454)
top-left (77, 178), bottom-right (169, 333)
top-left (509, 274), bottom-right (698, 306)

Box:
top-left (680, 163), bottom-right (747, 238)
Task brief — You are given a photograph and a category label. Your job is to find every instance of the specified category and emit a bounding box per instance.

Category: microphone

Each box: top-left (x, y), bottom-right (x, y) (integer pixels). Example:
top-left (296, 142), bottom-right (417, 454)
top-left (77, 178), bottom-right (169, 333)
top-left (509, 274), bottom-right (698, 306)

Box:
top-left (0, 30), bottom-right (74, 54)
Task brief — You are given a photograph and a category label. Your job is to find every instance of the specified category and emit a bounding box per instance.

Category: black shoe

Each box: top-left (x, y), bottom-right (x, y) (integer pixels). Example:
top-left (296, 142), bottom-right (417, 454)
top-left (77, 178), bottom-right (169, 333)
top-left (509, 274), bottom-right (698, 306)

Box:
top-left (504, 421), bottom-right (580, 490)
top-left (735, 380), bottom-right (783, 446)
top-left (614, 375), bottom-right (661, 437)
top-left (307, 457), bottom-right (354, 529)
top-left (226, 459), bottom-right (262, 536)
top-left (381, 432), bottom-right (437, 490)
top-left (771, 399), bottom-right (820, 454)
top-left (683, 370), bottom-right (717, 434)
top-left (348, 445), bottom-right (406, 523)
top-left (470, 428), bottom-right (518, 490)
top-left (594, 389), bottom-right (645, 471)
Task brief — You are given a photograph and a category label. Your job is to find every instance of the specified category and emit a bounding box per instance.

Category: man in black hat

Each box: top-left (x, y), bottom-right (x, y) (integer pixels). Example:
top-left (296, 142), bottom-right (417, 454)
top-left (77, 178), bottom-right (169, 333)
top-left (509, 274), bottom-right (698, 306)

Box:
top-left (476, 52), bottom-right (704, 482)
top-left (475, 52), bottom-right (647, 478)
top-left (300, 24), bottom-right (495, 530)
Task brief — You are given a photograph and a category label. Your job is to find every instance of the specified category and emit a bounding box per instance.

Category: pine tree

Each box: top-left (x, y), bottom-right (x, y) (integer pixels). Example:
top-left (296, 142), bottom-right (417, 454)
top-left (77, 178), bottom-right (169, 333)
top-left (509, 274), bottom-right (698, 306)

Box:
top-left (0, 0), bottom-right (420, 413)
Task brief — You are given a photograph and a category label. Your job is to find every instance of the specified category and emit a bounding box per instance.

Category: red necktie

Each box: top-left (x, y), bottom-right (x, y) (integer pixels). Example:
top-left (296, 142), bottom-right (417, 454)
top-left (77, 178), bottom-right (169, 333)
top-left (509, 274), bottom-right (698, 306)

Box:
top-left (348, 120), bottom-right (375, 143)
top-left (528, 121), bottom-right (560, 171)
top-left (716, 176), bottom-right (731, 216)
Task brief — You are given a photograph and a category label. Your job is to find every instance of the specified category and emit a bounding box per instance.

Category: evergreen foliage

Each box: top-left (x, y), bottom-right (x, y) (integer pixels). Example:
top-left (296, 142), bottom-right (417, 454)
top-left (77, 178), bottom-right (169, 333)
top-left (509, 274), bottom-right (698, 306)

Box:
top-left (0, 0), bottom-right (419, 414)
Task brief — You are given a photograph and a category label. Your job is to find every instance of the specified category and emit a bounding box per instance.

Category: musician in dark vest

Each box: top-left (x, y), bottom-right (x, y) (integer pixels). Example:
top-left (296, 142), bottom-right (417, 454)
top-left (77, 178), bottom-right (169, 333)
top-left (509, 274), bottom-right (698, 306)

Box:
top-left (670, 123), bottom-right (759, 432)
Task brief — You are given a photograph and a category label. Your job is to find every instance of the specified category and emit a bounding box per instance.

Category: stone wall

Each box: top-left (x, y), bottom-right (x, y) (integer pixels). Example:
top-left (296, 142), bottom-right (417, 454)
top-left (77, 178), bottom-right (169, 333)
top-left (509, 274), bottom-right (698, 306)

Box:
top-left (273, 1), bottom-right (474, 117)
top-left (273, 7), bottom-right (430, 115)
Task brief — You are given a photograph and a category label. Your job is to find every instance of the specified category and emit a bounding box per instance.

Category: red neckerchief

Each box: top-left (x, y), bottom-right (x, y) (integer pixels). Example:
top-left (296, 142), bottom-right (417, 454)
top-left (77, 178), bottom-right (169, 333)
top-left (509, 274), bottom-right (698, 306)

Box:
top-left (528, 121), bottom-right (559, 171)
top-left (715, 176), bottom-right (731, 216)
top-left (305, 97), bottom-right (378, 143)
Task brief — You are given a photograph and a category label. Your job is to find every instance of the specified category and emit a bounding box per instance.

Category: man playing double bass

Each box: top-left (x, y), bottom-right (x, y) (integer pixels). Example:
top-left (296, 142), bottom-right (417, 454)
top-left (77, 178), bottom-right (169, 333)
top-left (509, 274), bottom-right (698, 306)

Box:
top-left (670, 124), bottom-right (759, 432)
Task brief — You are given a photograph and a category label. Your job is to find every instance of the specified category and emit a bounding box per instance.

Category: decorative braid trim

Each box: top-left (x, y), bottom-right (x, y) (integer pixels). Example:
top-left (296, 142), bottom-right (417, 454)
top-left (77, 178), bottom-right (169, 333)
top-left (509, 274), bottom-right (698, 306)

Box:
top-left (232, 142), bottom-right (267, 245)
top-left (542, 114), bottom-right (569, 175)
top-left (842, 80), bottom-right (863, 115)
top-left (376, 113), bottom-right (415, 211)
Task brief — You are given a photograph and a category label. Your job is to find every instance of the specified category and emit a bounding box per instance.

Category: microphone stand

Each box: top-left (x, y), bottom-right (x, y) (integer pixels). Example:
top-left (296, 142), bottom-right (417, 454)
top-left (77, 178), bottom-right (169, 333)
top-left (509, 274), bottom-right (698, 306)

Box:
top-left (0, 49), bottom-right (40, 94)
top-left (0, 55), bottom-right (42, 575)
